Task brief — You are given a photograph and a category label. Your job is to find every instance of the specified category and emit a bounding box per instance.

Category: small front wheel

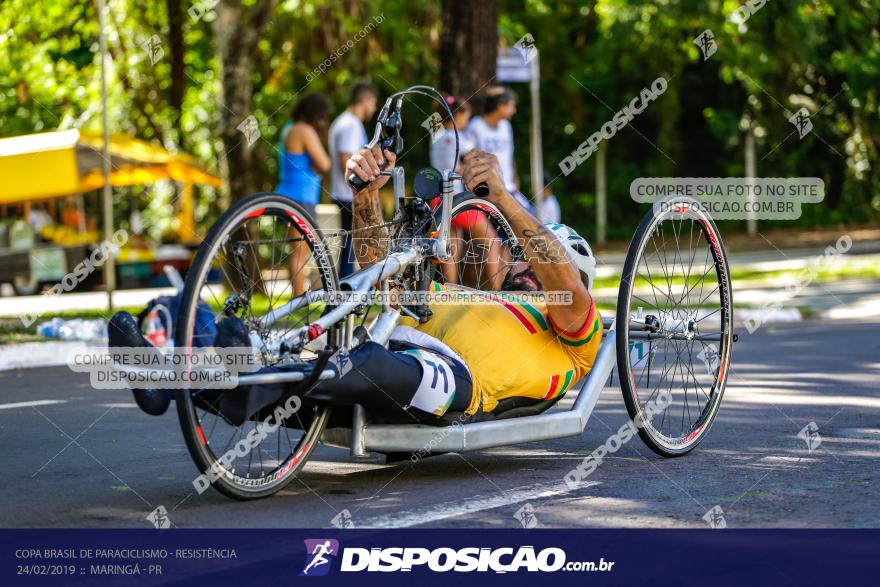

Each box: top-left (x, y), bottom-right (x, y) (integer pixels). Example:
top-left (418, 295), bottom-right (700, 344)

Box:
top-left (616, 196), bottom-right (733, 457)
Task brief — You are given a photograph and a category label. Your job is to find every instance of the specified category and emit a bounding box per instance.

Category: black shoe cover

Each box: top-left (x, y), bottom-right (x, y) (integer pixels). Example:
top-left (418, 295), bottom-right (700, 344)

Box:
top-left (107, 311), bottom-right (171, 416)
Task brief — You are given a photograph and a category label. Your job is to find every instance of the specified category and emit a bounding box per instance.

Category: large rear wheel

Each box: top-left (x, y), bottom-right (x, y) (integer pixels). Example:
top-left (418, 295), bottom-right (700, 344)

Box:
top-left (175, 193), bottom-right (337, 500)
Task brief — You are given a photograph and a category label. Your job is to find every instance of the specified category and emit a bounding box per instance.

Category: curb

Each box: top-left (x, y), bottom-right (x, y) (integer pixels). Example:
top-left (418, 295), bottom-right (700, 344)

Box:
top-left (0, 340), bottom-right (107, 372)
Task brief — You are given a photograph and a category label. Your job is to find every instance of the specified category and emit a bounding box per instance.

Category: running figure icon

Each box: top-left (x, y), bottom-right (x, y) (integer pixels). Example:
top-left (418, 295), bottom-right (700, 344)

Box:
top-left (300, 539), bottom-right (339, 576)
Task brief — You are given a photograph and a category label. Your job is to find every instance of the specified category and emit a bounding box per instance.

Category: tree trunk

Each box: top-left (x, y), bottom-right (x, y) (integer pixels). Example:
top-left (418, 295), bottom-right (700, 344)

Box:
top-left (215, 0), bottom-right (275, 202)
top-left (439, 0), bottom-right (498, 102)
top-left (215, 0), bottom-right (275, 296)
top-left (165, 0), bottom-right (185, 142)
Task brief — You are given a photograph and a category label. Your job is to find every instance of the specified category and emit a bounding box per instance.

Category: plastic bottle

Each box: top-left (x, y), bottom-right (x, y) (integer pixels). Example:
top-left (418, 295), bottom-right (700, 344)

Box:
top-left (37, 318), bottom-right (108, 341)
top-left (142, 310), bottom-right (168, 347)
top-left (36, 318), bottom-right (64, 338)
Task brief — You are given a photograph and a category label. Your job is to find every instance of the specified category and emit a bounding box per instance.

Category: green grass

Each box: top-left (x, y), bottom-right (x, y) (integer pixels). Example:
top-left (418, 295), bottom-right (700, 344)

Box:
top-left (592, 256), bottom-right (880, 291)
top-left (0, 307), bottom-right (143, 345)
top-left (796, 305), bottom-right (820, 319)
top-left (730, 258), bottom-right (880, 283)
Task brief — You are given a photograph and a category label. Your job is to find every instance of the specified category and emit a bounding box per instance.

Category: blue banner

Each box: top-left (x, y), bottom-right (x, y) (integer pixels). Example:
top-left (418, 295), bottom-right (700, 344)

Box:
top-left (3, 529), bottom-right (878, 585)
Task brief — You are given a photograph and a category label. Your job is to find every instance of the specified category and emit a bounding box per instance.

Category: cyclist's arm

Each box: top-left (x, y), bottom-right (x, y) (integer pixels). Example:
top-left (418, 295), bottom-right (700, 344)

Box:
top-left (499, 195), bottom-right (591, 332)
top-left (348, 145), bottom-right (397, 268)
top-left (462, 150), bottom-right (592, 333)
top-left (352, 188), bottom-right (386, 268)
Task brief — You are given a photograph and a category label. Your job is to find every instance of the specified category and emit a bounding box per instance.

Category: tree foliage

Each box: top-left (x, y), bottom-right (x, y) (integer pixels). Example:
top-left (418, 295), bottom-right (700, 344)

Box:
top-left (1, 0), bottom-right (877, 238)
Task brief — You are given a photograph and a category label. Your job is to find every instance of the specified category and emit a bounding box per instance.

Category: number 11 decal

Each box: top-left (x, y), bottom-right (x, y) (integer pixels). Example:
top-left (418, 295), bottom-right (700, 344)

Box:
top-left (407, 350), bottom-right (457, 416)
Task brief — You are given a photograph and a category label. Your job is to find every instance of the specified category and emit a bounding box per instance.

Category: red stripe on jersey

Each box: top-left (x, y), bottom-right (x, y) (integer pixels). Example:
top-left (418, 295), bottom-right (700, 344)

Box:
top-left (544, 374), bottom-right (560, 399)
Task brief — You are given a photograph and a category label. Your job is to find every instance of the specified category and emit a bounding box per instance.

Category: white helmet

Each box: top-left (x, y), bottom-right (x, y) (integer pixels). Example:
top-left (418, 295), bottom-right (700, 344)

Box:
top-left (545, 223), bottom-right (596, 292)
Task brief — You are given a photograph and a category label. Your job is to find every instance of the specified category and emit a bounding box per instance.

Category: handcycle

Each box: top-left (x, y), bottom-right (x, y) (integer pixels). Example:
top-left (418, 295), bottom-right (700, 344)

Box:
top-left (173, 86), bottom-right (734, 500)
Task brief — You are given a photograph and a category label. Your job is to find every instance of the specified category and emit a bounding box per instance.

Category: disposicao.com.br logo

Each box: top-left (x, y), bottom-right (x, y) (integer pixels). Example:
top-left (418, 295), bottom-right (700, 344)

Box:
top-left (300, 540), bottom-right (614, 574)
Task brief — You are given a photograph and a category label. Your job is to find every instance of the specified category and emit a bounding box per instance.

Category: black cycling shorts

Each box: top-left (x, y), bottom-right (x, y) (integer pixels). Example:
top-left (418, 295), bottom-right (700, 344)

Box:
top-left (305, 341), bottom-right (473, 424)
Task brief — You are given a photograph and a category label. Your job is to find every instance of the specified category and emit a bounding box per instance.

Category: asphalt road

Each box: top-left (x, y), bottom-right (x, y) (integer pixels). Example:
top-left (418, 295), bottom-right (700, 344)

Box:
top-left (1, 319), bottom-right (878, 529)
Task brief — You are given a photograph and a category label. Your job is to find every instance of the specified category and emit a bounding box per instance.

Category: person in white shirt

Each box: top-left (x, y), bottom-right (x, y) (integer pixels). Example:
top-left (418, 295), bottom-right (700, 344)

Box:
top-left (429, 94), bottom-right (474, 193)
top-left (427, 94), bottom-right (505, 288)
top-left (329, 83), bottom-right (378, 277)
top-left (466, 87), bottom-right (519, 194)
top-left (467, 86), bottom-right (536, 215)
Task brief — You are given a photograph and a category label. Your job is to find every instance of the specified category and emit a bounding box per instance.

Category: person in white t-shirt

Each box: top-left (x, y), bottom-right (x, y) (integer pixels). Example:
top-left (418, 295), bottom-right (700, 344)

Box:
top-left (329, 83), bottom-right (378, 277)
top-left (466, 87), bottom-right (519, 194)
top-left (429, 93), bottom-right (474, 193)
top-left (427, 94), bottom-right (505, 288)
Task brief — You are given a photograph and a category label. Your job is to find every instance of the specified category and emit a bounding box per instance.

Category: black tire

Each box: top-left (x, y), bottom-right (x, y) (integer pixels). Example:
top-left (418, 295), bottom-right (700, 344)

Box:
top-left (175, 193), bottom-right (336, 500)
top-left (616, 196), bottom-right (733, 457)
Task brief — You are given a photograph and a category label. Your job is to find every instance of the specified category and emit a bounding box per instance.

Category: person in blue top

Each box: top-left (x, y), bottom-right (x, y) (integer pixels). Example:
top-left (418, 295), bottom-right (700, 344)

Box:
top-left (277, 93), bottom-right (332, 295)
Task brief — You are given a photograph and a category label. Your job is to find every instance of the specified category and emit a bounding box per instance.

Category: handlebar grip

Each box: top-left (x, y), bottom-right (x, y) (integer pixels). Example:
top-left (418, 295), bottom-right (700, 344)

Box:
top-left (474, 182), bottom-right (490, 197)
top-left (347, 164), bottom-right (387, 193)
top-left (347, 172), bottom-right (371, 193)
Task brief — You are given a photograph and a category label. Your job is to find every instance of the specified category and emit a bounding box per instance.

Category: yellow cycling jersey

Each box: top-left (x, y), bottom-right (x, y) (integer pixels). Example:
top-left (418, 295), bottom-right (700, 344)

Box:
top-left (400, 283), bottom-right (602, 414)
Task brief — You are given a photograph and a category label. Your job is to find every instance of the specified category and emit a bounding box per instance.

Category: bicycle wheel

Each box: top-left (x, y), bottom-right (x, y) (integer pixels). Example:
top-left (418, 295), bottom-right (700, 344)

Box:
top-left (430, 193), bottom-right (521, 291)
top-left (175, 193), bottom-right (337, 500)
top-left (616, 196), bottom-right (733, 457)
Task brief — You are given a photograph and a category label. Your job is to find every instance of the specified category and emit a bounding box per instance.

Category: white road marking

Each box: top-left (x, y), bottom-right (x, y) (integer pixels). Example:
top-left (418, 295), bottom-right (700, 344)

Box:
top-left (0, 399), bottom-right (67, 410)
top-left (361, 480), bottom-right (601, 528)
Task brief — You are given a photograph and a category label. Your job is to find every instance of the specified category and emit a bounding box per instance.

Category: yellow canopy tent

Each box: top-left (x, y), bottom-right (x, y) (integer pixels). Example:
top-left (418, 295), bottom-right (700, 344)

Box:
top-left (0, 129), bottom-right (222, 241)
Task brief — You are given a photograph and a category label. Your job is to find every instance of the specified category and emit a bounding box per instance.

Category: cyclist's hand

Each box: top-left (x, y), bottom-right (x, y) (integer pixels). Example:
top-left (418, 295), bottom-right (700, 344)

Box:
top-left (461, 150), bottom-right (507, 199)
top-left (347, 145), bottom-right (396, 193)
